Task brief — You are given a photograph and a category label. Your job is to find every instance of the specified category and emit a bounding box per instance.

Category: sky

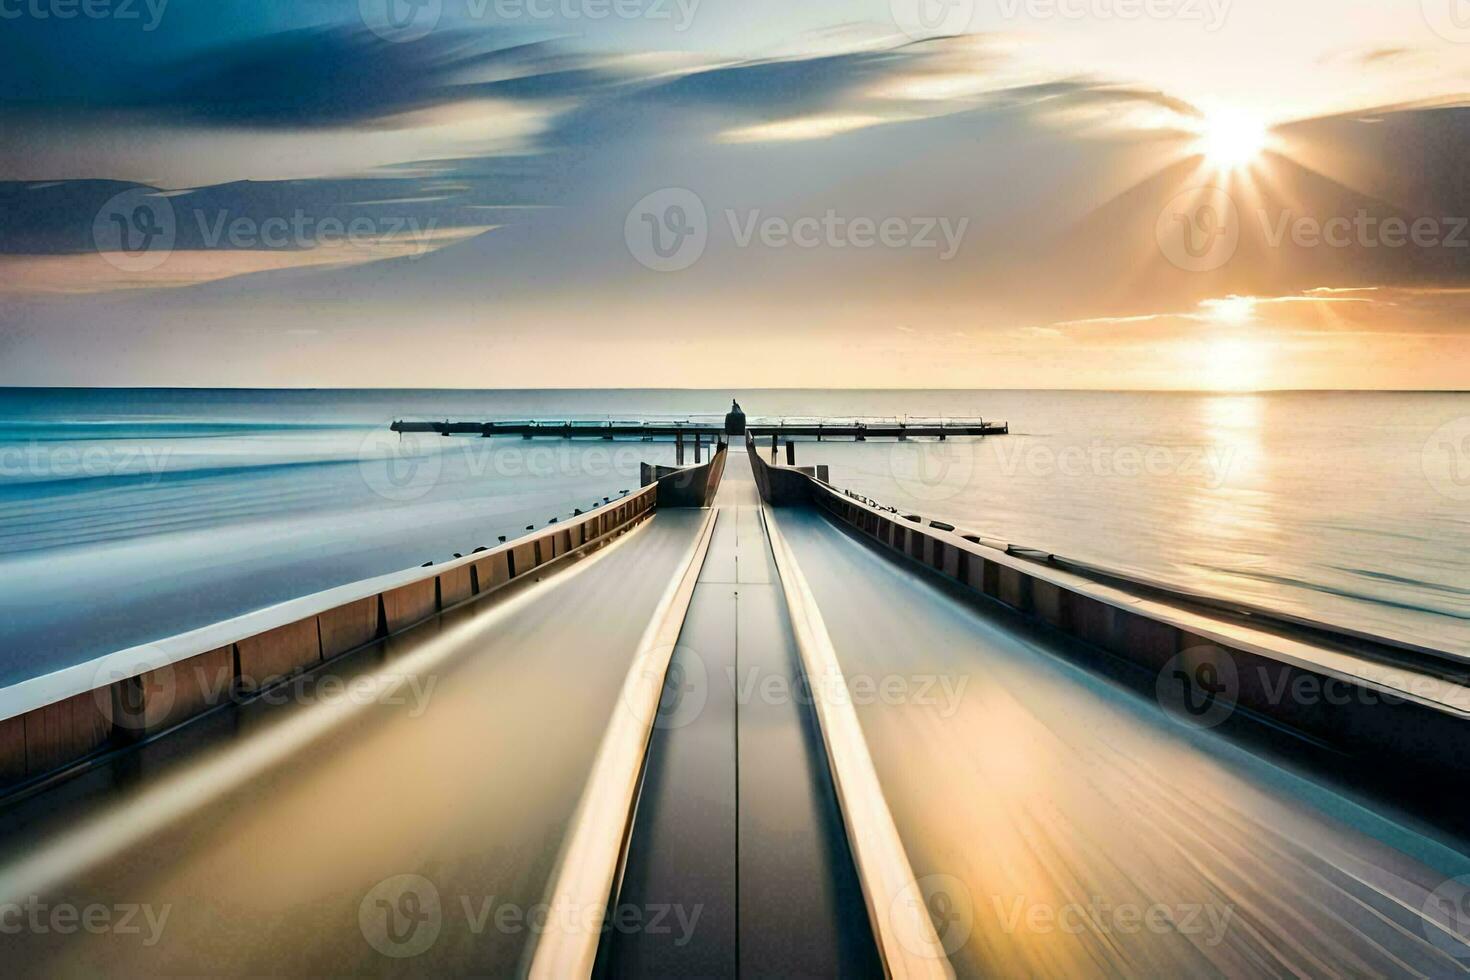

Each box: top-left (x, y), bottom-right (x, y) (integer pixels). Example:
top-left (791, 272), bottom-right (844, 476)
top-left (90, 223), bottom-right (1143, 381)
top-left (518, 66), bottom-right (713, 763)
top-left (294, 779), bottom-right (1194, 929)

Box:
top-left (0, 0), bottom-right (1466, 389)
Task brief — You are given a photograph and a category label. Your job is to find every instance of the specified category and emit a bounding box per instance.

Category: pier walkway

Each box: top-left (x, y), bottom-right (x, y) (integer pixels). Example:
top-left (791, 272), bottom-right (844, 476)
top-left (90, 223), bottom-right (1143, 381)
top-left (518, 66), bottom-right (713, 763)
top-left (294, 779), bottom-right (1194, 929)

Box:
top-left (3, 431), bottom-right (1470, 976)
top-left (603, 449), bottom-right (880, 976)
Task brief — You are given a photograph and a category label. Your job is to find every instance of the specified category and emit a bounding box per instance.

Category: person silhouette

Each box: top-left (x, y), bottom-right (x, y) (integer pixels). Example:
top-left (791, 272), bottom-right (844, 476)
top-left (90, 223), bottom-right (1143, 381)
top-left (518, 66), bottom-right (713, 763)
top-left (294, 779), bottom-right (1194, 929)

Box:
top-left (725, 399), bottom-right (747, 435)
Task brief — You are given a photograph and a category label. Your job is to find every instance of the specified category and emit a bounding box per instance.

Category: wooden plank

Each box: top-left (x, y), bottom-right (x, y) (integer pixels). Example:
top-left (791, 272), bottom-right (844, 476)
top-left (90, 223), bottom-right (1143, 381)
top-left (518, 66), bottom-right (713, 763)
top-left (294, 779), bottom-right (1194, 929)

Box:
top-left (23, 692), bottom-right (112, 776)
top-left (474, 551), bottom-right (512, 593)
top-left (1033, 580), bottom-right (1067, 629)
top-left (319, 596), bottom-right (381, 658)
top-left (1118, 610), bottom-right (1179, 669)
top-left (0, 714), bottom-right (26, 785)
top-left (437, 565), bottom-right (474, 608)
top-left (382, 578), bottom-right (437, 633)
top-left (123, 645), bottom-right (236, 735)
top-left (237, 617), bottom-right (321, 689)
top-left (511, 542), bottom-right (537, 577)
top-left (998, 566), bottom-right (1028, 611)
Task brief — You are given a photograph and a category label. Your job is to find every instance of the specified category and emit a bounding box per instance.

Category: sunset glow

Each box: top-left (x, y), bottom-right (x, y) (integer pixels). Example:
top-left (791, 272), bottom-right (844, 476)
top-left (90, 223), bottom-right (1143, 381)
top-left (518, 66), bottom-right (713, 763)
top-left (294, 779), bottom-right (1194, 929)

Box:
top-left (1192, 108), bottom-right (1273, 171)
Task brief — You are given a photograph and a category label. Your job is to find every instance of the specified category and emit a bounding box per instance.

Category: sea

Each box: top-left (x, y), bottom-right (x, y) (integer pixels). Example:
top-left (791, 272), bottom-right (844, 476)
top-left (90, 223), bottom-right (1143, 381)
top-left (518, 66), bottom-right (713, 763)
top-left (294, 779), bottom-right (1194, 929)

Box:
top-left (0, 388), bottom-right (1465, 687)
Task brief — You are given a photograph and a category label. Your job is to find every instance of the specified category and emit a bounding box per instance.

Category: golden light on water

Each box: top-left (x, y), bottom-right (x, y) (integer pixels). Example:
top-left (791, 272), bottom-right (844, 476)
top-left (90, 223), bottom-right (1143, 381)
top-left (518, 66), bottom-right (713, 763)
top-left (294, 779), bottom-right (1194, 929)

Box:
top-left (1198, 336), bottom-right (1270, 391)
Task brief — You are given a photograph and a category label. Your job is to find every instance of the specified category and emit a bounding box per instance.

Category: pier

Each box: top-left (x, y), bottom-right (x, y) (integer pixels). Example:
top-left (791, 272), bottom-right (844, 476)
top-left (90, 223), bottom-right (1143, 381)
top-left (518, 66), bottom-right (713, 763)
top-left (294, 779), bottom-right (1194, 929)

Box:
top-left (2, 405), bottom-right (1468, 976)
top-left (389, 417), bottom-right (1010, 440)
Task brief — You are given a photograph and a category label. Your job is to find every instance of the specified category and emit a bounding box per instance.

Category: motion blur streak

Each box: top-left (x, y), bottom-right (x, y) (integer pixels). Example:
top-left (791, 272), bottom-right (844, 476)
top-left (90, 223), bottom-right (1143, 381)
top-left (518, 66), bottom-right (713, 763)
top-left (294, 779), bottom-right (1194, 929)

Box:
top-left (0, 512), bottom-right (704, 975)
top-left (778, 509), bottom-right (1470, 977)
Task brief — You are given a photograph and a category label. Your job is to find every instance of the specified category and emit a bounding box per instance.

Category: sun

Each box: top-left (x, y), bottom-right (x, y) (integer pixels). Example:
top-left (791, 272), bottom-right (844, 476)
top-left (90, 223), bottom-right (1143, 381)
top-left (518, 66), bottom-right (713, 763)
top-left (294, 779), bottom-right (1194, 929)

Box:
top-left (1199, 295), bottom-right (1257, 325)
top-left (1192, 109), bottom-right (1271, 171)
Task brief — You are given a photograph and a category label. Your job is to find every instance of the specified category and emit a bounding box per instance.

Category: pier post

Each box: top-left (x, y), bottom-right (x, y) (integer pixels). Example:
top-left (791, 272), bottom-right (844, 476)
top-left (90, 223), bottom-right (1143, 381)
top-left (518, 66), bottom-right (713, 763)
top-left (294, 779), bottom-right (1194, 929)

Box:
top-left (770, 432), bottom-right (778, 462)
top-left (676, 431), bottom-right (685, 465)
top-left (694, 433), bottom-right (702, 464)
top-left (785, 441), bottom-right (795, 465)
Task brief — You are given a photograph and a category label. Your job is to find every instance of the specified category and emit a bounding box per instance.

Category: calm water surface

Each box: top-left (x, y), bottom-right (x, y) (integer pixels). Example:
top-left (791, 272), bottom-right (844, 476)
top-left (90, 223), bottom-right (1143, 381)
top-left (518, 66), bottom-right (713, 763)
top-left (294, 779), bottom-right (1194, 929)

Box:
top-left (0, 388), bottom-right (1464, 685)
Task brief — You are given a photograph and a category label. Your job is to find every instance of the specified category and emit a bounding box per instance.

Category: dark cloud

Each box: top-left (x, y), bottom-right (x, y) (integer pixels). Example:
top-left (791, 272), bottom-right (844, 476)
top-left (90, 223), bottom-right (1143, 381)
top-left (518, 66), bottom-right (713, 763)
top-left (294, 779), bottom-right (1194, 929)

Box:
top-left (149, 27), bottom-right (627, 127)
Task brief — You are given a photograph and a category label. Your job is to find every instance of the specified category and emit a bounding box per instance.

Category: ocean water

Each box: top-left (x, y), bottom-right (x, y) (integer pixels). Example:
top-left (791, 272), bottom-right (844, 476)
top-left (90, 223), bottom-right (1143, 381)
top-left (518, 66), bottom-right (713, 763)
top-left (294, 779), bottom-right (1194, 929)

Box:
top-left (0, 388), bottom-right (1465, 686)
